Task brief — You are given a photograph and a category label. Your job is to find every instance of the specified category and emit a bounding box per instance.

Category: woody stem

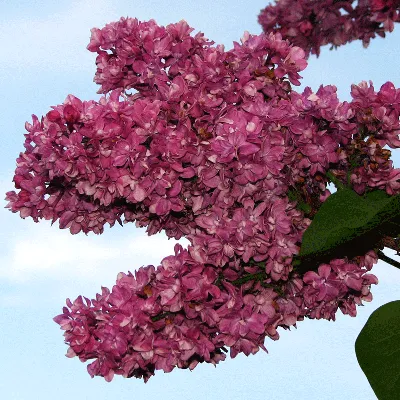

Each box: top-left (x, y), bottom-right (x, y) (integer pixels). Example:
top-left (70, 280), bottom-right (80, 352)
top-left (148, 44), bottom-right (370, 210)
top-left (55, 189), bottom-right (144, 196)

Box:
top-left (377, 250), bottom-right (400, 270)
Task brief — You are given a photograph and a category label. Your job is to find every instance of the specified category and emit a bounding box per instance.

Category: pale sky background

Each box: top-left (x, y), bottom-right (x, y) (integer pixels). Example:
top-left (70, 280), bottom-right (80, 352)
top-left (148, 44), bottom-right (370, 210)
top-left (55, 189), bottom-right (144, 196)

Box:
top-left (1, 1), bottom-right (400, 399)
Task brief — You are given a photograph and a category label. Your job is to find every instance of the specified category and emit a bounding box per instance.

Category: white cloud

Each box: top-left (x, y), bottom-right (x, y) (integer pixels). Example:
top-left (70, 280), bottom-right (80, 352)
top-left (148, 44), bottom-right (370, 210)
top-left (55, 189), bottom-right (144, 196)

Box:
top-left (0, 0), bottom-right (119, 74)
top-left (0, 173), bottom-right (188, 287)
top-left (0, 292), bottom-right (30, 307)
top-left (0, 219), bottom-right (190, 285)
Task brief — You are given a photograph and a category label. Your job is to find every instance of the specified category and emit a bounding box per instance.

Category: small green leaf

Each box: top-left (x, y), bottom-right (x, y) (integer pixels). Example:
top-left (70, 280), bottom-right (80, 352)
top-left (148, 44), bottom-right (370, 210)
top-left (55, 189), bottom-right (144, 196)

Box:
top-left (293, 188), bottom-right (400, 273)
top-left (355, 301), bottom-right (400, 400)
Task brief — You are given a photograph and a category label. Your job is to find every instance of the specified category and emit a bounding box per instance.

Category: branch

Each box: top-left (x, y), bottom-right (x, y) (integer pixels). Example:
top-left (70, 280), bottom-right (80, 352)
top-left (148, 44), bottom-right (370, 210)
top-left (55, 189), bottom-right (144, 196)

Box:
top-left (377, 250), bottom-right (400, 270)
top-left (378, 235), bottom-right (400, 255)
top-left (231, 271), bottom-right (266, 285)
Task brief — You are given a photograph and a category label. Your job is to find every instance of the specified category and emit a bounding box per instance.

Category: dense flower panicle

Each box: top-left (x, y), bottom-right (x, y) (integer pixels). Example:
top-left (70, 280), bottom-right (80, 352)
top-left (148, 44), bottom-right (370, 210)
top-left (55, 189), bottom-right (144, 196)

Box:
top-left (86, 17), bottom-right (307, 94)
top-left (258, 0), bottom-right (400, 58)
top-left (53, 245), bottom-right (379, 382)
top-left (6, 18), bottom-right (400, 381)
top-left (6, 81), bottom-right (400, 238)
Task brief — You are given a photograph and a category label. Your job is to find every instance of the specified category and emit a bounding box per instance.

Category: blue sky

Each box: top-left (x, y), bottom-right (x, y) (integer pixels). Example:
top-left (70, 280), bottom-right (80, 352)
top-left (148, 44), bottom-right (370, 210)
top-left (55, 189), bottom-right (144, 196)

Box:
top-left (1, 1), bottom-right (400, 399)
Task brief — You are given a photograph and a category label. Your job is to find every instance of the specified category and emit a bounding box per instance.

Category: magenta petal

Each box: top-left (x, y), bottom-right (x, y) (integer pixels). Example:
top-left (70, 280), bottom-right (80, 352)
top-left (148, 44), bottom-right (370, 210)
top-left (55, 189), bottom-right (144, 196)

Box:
top-left (239, 143), bottom-right (260, 156)
top-left (345, 276), bottom-right (363, 291)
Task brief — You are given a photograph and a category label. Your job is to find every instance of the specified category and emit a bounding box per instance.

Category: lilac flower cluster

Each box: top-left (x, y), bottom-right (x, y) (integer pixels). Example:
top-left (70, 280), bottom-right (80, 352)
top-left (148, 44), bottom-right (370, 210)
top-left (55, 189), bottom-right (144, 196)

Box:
top-left (53, 245), bottom-right (378, 382)
top-left (5, 18), bottom-right (400, 381)
top-left (258, 0), bottom-right (400, 57)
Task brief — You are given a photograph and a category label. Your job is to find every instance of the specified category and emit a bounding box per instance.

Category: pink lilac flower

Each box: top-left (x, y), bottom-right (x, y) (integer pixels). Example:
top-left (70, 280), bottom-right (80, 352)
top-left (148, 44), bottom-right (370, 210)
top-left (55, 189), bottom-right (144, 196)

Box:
top-left (259, 0), bottom-right (400, 58)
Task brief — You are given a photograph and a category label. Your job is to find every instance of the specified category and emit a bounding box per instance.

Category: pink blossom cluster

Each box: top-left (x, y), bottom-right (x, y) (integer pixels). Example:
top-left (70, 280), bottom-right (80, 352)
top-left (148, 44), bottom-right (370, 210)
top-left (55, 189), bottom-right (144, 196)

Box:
top-left (54, 244), bottom-right (378, 382)
top-left (258, 0), bottom-right (400, 57)
top-left (5, 18), bottom-right (400, 381)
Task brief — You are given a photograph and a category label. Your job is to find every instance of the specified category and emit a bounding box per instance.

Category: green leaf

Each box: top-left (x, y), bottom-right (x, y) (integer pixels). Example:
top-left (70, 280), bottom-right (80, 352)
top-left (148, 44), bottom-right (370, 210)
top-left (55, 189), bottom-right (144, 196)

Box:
top-left (355, 301), bottom-right (400, 400)
top-left (293, 188), bottom-right (400, 273)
